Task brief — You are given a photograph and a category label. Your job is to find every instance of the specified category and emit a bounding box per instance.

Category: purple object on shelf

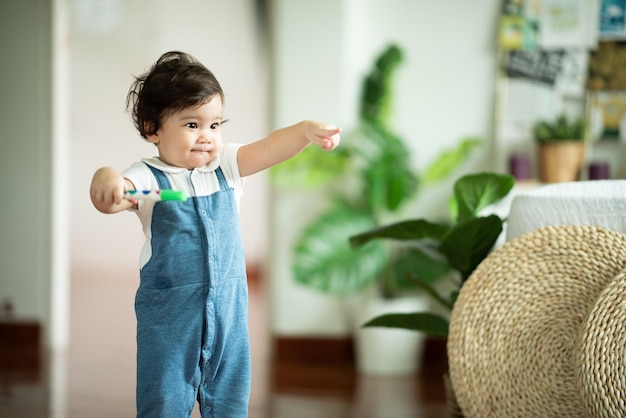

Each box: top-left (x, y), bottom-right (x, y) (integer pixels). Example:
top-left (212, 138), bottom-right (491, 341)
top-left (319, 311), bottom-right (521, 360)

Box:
top-left (509, 154), bottom-right (531, 180)
top-left (588, 161), bottom-right (610, 180)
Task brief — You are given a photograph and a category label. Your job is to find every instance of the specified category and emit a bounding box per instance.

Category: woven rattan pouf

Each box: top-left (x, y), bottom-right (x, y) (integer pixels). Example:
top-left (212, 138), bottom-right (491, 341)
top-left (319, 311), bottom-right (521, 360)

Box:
top-left (447, 225), bottom-right (626, 418)
top-left (577, 270), bottom-right (626, 417)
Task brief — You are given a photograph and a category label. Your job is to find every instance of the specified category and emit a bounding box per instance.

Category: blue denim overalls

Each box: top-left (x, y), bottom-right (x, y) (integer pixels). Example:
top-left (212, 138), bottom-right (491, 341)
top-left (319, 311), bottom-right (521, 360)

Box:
top-left (135, 164), bottom-right (251, 417)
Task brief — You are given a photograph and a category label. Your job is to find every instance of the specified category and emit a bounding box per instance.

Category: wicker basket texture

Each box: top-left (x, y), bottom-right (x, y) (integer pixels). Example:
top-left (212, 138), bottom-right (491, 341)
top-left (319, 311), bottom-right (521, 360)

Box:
top-left (447, 225), bottom-right (626, 418)
top-left (577, 270), bottom-right (626, 417)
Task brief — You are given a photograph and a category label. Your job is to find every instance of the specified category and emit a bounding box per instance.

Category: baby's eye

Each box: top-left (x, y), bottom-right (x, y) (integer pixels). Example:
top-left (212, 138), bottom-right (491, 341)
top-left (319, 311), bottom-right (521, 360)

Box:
top-left (186, 122), bottom-right (198, 129)
top-left (210, 122), bottom-right (221, 130)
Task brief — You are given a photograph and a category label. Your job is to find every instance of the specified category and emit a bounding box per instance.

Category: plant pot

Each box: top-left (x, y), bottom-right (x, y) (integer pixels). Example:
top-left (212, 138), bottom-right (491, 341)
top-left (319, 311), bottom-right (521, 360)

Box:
top-left (352, 294), bottom-right (428, 376)
top-left (537, 141), bottom-right (584, 183)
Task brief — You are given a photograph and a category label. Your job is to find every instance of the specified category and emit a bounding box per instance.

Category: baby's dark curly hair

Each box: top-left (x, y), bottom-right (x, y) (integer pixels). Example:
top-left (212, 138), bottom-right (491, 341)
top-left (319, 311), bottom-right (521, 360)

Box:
top-left (126, 51), bottom-right (224, 140)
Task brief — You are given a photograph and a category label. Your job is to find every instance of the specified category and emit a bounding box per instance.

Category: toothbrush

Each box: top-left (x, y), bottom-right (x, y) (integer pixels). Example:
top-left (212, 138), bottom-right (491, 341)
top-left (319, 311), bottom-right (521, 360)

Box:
top-left (124, 190), bottom-right (188, 202)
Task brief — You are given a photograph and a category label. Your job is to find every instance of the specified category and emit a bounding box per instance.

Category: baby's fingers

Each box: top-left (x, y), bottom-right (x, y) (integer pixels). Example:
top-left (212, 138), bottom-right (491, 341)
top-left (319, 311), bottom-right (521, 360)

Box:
top-left (320, 128), bottom-right (341, 150)
top-left (320, 138), bottom-right (334, 150)
top-left (92, 184), bottom-right (124, 205)
top-left (312, 125), bottom-right (339, 149)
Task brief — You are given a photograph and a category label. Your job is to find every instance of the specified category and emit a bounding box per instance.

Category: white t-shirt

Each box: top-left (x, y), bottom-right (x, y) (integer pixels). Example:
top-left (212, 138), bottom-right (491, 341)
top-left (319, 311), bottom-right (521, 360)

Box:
top-left (122, 143), bottom-right (244, 269)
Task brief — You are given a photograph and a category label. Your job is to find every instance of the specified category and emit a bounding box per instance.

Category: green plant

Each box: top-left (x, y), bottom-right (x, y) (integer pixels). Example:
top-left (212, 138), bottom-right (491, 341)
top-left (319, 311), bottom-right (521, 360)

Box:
top-left (271, 44), bottom-right (480, 298)
top-left (349, 172), bottom-right (515, 337)
top-left (532, 113), bottom-right (586, 144)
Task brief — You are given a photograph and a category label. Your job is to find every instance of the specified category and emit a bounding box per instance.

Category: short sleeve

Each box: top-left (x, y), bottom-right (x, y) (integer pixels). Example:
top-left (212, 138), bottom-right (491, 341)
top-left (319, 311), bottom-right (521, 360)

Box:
top-left (122, 162), bottom-right (159, 192)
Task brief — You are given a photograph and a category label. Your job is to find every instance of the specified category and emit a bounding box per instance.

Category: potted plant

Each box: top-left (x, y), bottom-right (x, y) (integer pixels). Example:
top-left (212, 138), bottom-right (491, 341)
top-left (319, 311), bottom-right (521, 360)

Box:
top-left (532, 113), bottom-right (586, 183)
top-left (349, 172), bottom-right (515, 338)
top-left (350, 171), bottom-right (514, 414)
top-left (270, 44), bottom-right (480, 375)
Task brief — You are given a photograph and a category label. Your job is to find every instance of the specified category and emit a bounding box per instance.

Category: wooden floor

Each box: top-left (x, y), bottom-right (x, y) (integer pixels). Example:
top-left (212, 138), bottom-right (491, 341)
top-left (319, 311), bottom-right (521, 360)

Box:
top-left (0, 273), bottom-right (449, 418)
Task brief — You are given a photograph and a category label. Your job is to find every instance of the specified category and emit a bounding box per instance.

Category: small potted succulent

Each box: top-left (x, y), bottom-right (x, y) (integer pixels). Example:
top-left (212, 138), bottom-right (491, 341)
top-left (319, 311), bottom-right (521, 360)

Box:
top-left (532, 113), bottom-right (586, 183)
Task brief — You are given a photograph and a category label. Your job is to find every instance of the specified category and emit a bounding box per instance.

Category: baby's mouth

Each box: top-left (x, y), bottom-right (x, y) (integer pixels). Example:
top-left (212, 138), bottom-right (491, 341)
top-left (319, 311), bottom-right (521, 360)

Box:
top-left (192, 146), bottom-right (212, 152)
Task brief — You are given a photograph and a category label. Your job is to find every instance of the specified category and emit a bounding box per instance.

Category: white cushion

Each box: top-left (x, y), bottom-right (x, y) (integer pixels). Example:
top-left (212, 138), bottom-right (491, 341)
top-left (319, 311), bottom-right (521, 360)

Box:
top-left (506, 180), bottom-right (626, 241)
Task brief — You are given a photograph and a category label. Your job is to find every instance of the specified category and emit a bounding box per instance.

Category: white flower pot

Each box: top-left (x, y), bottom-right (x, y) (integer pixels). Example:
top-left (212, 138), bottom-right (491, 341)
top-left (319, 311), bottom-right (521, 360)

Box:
top-left (352, 294), bottom-right (429, 376)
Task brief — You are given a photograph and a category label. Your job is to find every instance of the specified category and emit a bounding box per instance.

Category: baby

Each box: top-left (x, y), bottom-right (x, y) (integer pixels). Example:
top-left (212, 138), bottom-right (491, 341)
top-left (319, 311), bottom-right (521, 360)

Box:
top-left (90, 51), bottom-right (340, 417)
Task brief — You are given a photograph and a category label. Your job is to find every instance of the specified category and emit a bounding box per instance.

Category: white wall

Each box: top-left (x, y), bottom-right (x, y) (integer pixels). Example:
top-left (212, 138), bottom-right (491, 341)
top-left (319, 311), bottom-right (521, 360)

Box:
top-left (269, 0), bottom-right (501, 336)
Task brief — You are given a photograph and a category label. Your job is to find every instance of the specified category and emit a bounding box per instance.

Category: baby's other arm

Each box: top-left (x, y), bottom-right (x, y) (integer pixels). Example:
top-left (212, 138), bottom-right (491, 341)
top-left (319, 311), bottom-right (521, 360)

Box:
top-left (90, 167), bottom-right (137, 214)
top-left (237, 120), bottom-right (341, 177)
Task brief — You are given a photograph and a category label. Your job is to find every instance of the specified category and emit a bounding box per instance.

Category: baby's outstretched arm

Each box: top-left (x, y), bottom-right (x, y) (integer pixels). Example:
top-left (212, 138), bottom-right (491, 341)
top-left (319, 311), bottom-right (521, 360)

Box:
top-left (90, 167), bottom-right (137, 214)
top-left (237, 120), bottom-right (341, 177)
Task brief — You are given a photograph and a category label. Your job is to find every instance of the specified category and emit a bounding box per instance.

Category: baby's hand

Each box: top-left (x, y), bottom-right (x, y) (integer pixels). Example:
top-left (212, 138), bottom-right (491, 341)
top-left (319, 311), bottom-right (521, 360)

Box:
top-left (90, 167), bottom-right (135, 213)
top-left (305, 121), bottom-right (341, 151)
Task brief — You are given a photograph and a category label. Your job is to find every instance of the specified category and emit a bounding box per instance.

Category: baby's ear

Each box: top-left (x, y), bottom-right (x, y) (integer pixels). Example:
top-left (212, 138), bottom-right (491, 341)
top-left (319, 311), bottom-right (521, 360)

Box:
top-left (147, 134), bottom-right (159, 145)
top-left (144, 121), bottom-right (159, 144)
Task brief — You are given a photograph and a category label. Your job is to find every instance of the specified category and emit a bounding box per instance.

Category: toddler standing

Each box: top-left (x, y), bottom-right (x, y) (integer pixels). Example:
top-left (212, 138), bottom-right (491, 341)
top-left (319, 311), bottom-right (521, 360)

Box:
top-left (90, 51), bottom-right (340, 417)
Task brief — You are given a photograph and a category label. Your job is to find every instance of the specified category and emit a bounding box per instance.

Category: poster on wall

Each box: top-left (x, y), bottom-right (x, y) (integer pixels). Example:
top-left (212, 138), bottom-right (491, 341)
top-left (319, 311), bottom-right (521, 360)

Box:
top-left (588, 91), bottom-right (626, 140)
top-left (505, 49), bottom-right (564, 84)
top-left (600, 0), bottom-right (626, 38)
top-left (499, 0), bottom-right (540, 49)
top-left (587, 41), bottom-right (626, 89)
top-left (499, 0), bottom-right (600, 49)
top-left (538, 0), bottom-right (599, 49)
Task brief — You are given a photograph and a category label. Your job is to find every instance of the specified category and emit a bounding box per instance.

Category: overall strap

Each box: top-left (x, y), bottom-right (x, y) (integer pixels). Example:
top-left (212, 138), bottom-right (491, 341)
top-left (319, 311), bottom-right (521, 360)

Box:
top-left (145, 164), bottom-right (172, 189)
top-left (215, 167), bottom-right (229, 190)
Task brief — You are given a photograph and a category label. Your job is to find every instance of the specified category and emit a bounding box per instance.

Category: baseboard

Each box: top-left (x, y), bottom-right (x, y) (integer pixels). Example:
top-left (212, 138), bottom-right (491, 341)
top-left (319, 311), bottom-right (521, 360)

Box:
top-left (271, 335), bottom-right (449, 395)
top-left (273, 335), bottom-right (355, 365)
top-left (0, 320), bottom-right (42, 376)
top-left (272, 335), bottom-right (447, 367)
top-left (271, 336), bottom-right (357, 395)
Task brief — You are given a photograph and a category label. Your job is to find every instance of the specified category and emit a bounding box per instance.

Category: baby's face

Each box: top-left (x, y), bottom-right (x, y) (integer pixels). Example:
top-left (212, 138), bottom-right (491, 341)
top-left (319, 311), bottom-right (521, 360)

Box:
top-left (147, 95), bottom-right (224, 169)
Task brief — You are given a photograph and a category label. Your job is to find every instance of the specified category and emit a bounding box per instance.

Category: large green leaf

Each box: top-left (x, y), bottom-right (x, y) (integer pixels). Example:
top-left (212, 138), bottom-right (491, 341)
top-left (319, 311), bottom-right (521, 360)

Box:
top-left (294, 204), bottom-right (388, 295)
top-left (453, 172), bottom-right (514, 223)
top-left (363, 155), bottom-right (417, 213)
top-left (421, 137), bottom-right (482, 184)
top-left (380, 137), bottom-right (418, 211)
top-left (360, 44), bottom-right (403, 126)
top-left (394, 247), bottom-right (452, 287)
top-left (358, 120), bottom-right (418, 213)
top-left (438, 215), bottom-right (503, 281)
top-left (363, 312), bottom-right (449, 338)
top-left (350, 219), bottom-right (448, 248)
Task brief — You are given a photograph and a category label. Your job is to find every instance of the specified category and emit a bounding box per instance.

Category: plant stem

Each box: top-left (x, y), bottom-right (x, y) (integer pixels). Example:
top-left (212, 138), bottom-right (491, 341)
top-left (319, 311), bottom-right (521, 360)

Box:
top-left (409, 273), bottom-right (453, 311)
top-left (380, 260), bottom-right (397, 298)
